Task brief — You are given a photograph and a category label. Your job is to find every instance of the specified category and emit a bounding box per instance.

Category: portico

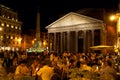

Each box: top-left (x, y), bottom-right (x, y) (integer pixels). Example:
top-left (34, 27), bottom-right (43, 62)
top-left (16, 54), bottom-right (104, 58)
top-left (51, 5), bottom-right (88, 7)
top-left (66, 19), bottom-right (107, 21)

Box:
top-left (46, 12), bottom-right (106, 54)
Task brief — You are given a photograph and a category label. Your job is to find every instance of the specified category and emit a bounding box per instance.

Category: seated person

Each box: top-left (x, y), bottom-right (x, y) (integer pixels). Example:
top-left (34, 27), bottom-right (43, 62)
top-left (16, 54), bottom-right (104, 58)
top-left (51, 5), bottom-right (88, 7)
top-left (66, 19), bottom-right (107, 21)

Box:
top-left (37, 59), bottom-right (54, 80)
top-left (99, 60), bottom-right (118, 80)
top-left (14, 60), bottom-right (30, 76)
top-left (30, 59), bottom-right (40, 76)
top-left (80, 60), bottom-right (92, 71)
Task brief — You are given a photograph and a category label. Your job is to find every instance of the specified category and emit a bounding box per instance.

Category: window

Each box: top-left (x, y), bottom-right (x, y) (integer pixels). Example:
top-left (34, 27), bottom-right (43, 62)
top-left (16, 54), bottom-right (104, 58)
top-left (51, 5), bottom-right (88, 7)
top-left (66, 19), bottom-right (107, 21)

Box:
top-left (1, 23), bottom-right (4, 26)
top-left (12, 18), bottom-right (14, 20)
top-left (15, 26), bottom-right (18, 29)
top-left (0, 36), bottom-right (3, 39)
top-left (11, 36), bottom-right (13, 39)
top-left (6, 24), bottom-right (9, 27)
top-left (15, 37), bottom-right (17, 39)
top-left (11, 25), bottom-right (14, 28)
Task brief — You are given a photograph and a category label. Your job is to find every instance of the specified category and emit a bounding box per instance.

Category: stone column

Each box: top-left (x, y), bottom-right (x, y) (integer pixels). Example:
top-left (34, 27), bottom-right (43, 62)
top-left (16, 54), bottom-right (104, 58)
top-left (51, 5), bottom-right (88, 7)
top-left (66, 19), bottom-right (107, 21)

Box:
top-left (67, 31), bottom-right (70, 52)
top-left (63, 32), bottom-right (66, 52)
top-left (54, 33), bottom-right (56, 52)
top-left (75, 31), bottom-right (78, 54)
top-left (48, 33), bottom-right (50, 53)
top-left (100, 29), bottom-right (103, 44)
top-left (60, 32), bottom-right (63, 54)
top-left (92, 30), bottom-right (94, 46)
top-left (83, 30), bottom-right (86, 53)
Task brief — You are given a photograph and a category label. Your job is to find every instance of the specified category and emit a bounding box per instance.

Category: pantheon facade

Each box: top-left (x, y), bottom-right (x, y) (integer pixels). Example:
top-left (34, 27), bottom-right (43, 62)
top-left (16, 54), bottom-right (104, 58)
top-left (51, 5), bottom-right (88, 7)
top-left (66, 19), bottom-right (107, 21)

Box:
top-left (46, 12), bottom-right (106, 54)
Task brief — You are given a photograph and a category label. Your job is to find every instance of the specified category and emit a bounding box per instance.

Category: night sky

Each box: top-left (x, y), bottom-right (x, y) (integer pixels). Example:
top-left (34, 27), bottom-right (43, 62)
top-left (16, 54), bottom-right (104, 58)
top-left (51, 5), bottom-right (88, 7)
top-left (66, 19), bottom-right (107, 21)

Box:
top-left (0, 0), bottom-right (119, 33)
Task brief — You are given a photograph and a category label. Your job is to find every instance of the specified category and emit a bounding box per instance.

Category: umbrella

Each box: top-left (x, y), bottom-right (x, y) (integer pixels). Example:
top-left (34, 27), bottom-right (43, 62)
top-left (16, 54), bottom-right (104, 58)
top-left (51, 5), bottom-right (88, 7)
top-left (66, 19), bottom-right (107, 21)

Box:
top-left (90, 45), bottom-right (114, 50)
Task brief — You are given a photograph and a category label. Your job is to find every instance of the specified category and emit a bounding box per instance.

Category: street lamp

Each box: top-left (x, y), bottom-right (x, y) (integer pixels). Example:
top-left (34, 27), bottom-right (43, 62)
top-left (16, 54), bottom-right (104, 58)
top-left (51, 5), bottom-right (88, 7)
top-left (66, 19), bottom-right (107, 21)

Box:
top-left (110, 15), bottom-right (116, 21)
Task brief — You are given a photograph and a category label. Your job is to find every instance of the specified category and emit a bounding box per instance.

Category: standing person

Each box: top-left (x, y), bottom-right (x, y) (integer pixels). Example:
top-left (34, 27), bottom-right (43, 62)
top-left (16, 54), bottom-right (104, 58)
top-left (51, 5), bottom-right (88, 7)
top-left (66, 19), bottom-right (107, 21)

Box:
top-left (9, 51), bottom-right (14, 67)
top-left (3, 50), bottom-right (10, 68)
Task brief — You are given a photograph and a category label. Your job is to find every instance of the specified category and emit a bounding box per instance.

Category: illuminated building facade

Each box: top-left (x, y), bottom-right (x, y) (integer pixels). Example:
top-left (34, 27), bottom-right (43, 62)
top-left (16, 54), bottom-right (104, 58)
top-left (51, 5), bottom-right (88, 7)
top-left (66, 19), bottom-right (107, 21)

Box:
top-left (46, 12), bottom-right (106, 54)
top-left (0, 4), bottom-right (22, 51)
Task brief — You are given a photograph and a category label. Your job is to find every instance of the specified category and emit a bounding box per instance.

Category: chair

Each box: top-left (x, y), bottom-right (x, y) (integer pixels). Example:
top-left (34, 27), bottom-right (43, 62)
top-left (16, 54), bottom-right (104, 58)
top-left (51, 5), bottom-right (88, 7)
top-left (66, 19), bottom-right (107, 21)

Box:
top-left (50, 73), bottom-right (61, 80)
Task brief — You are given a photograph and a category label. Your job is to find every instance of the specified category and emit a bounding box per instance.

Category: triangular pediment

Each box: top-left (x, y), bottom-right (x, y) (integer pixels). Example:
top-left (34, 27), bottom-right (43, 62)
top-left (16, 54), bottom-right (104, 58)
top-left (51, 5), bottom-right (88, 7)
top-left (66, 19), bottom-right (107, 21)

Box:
top-left (46, 12), bottom-right (103, 29)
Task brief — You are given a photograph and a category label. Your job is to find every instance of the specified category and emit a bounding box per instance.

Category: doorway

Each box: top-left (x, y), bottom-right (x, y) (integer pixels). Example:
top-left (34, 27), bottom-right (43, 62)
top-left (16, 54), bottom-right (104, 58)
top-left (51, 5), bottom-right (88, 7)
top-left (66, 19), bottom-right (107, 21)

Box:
top-left (78, 38), bottom-right (83, 53)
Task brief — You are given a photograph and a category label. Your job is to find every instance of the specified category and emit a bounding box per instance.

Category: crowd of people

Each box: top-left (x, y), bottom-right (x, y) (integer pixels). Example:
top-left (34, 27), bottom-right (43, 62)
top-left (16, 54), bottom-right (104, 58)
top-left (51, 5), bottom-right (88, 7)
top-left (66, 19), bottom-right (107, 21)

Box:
top-left (0, 50), bottom-right (120, 80)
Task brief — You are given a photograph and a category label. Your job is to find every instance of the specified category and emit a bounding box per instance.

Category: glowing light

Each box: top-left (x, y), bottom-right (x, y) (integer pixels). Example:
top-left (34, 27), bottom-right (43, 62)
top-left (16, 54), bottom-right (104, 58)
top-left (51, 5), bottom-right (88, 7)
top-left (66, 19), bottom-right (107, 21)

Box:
top-left (17, 37), bottom-right (22, 44)
top-left (12, 18), bottom-right (14, 20)
top-left (19, 27), bottom-right (21, 30)
top-left (16, 48), bottom-right (19, 51)
top-left (110, 15), bottom-right (116, 21)
top-left (1, 23), bottom-right (4, 26)
top-left (16, 19), bottom-right (18, 22)
top-left (0, 27), bottom-right (2, 31)
top-left (34, 38), bottom-right (36, 41)
top-left (7, 35), bottom-right (9, 38)
top-left (11, 25), bottom-right (14, 28)
top-left (7, 24), bottom-right (9, 27)
top-left (15, 37), bottom-right (17, 39)
top-left (6, 47), bottom-right (10, 51)
top-left (43, 40), bottom-right (47, 47)
top-left (11, 36), bottom-right (13, 39)
top-left (32, 38), bottom-right (36, 45)
top-left (117, 17), bottom-right (120, 32)
top-left (15, 26), bottom-right (18, 29)
top-left (2, 15), bottom-right (4, 17)
top-left (0, 36), bottom-right (3, 39)
top-left (12, 47), bottom-right (15, 51)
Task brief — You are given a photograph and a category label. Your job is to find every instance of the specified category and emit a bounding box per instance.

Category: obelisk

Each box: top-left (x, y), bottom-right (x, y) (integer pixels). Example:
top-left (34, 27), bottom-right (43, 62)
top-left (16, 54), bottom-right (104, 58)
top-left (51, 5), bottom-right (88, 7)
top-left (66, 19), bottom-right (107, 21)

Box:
top-left (36, 9), bottom-right (40, 41)
top-left (27, 9), bottom-right (45, 52)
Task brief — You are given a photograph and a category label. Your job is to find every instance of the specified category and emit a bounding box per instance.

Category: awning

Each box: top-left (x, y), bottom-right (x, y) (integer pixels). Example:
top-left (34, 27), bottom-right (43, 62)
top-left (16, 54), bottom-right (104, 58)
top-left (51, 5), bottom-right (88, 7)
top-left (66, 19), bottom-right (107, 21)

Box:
top-left (90, 45), bottom-right (114, 50)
